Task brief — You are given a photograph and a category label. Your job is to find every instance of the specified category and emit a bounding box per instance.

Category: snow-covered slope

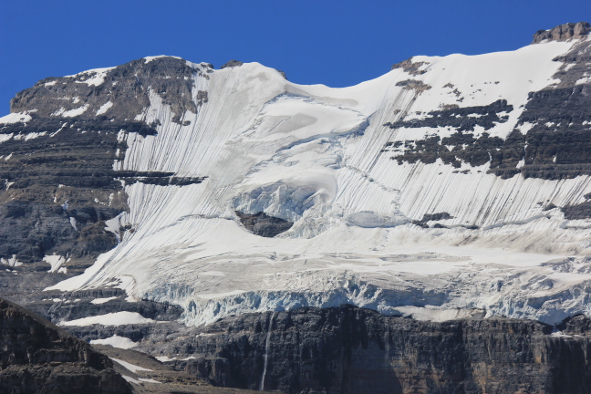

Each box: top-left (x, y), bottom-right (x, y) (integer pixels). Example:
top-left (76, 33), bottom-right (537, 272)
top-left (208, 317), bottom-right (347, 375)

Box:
top-left (6, 29), bottom-right (591, 326)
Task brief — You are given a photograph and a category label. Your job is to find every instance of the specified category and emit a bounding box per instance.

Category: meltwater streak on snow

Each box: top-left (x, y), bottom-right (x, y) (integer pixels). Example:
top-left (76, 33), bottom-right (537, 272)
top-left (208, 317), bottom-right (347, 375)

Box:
top-left (259, 312), bottom-right (275, 391)
top-left (49, 41), bottom-right (591, 325)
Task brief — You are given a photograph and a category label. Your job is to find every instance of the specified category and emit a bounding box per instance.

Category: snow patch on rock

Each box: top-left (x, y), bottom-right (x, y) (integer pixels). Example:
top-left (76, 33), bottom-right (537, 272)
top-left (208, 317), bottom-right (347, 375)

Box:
top-left (90, 335), bottom-right (137, 349)
top-left (43, 254), bottom-right (66, 273)
top-left (59, 311), bottom-right (157, 326)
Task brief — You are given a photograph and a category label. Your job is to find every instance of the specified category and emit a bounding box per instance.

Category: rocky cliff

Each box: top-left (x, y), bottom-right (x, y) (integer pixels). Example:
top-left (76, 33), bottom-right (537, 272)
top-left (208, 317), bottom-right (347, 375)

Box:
top-left (128, 306), bottom-right (591, 394)
top-left (0, 57), bottom-right (209, 271)
top-left (0, 57), bottom-right (208, 304)
top-left (0, 297), bottom-right (131, 394)
top-left (532, 22), bottom-right (591, 43)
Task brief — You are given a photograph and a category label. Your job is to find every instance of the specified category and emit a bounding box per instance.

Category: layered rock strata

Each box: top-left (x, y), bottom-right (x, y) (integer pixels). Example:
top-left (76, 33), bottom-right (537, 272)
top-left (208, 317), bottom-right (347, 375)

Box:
top-left (2, 23), bottom-right (591, 394)
top-left (384, 34), bottom-right (591, 182)
top-left (0, 297), bottom-right (131, 393)
top-left (0, 57), bottom-right (210, 298)
top-left (132, 306), bottom-right (591, 394)
top-left (532, 22), bottom-right (591, 43)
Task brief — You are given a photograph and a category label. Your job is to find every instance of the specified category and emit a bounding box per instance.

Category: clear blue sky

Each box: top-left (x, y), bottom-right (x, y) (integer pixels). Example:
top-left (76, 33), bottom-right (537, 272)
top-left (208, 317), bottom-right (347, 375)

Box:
top-left (2, 0), bottom-right (591, 114)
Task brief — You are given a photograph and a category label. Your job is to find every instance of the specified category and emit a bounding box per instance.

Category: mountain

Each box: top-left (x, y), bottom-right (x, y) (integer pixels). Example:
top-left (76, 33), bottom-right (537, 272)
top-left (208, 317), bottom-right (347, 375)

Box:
top-left (0, 297), bottom-right (131, 393)
top-left (2, 21), bottom-right (591, 392)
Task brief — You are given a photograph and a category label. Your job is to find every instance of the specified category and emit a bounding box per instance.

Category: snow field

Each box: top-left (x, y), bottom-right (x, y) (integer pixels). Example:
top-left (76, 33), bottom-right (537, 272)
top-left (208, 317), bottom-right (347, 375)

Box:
top-left (48, 40), bottom-right (591, 326)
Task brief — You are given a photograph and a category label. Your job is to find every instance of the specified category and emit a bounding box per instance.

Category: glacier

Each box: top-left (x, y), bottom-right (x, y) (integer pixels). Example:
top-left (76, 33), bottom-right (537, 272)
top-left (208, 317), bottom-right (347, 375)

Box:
top-left (18, 35), bottom-right (590, 326)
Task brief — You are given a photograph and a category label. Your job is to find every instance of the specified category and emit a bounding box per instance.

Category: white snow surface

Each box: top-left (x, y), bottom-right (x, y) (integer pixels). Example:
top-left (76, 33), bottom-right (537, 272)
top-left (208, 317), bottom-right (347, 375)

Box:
top-left (0, 112), bottom-right (32, 124)
top-left (138, 378), bottom-right (161, 384)
top-left (43, 254), bottom-right (66, 273)
top-left (60, 104), bottom-right (88, 118)
top-left (1, 255), bottom-right (23, 267)
top-left (111, 358), bottom-right (152, 373)
top-left (121, 376), bottom-right (161, 385)
top-left (47, 43), bottom-right (591, 326)
top-left (58, 311), bottom-right (157, 326)
top-left (56, 104), bottom-right (89, 117)
top-left (144, 55), bottom-right (182, 63)
top-left (90, 296), bottom-right (118, 304)
top-left (90, 335), bottom-right (137, 349)
top-left (70, 67), bottom-right (114, 86)
top-left (96, 101), bottom-right (113, 115)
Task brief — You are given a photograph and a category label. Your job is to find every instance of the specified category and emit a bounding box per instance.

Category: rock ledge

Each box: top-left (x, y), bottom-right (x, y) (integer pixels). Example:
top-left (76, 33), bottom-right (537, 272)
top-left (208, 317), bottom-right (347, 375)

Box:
top-left (532, 21), bottom-right (591, 43)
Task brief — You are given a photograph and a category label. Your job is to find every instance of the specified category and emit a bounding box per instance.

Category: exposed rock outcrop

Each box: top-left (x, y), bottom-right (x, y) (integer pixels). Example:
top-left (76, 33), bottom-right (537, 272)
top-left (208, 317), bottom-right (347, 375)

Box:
top-left (532, 22), bottom-right (591, 44)
top-left (236, 211), bottom-right (293, 237)
top-left (391, 58), bottom-right (429, 74)
top-left (385, 99), bottom-right (512, 132)
top-left (136, 306), bottom-right (591, 394)
top-left (0, 57), bottom-right (209, 285)
top-left (0, 117), bottom-right (129, 276)
top-left (42, 288), bottom-right (184, 324)
top-left (220, 60), bottom-right (244, 69)
top-left (0, 297), bottom-right (131, 393)
top-left (11, 57), bottom-right (209, 124)
top-left (384, 36), bottom-right (591, 181)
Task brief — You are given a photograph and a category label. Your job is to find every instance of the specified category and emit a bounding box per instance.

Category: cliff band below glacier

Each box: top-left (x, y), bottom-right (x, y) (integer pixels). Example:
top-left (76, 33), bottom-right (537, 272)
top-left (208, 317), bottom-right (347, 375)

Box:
top-left (81, 305), bottom-right (591, 394)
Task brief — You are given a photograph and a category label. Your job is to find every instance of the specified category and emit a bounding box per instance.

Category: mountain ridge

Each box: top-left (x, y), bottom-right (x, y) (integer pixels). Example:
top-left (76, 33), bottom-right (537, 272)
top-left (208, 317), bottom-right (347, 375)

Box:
top-left (0, 20), bottom-right (591, 363)
top-left (3, 21), bottom-right (591, 392)
top-left (2, 23), bottom-right (591, 328)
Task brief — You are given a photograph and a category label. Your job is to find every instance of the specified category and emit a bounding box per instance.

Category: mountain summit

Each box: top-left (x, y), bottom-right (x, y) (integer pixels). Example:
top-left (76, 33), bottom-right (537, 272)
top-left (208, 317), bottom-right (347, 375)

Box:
top-left (2, 22), bottom-right (591, 392)
top-left (532, 21), bottom-right (591, 43)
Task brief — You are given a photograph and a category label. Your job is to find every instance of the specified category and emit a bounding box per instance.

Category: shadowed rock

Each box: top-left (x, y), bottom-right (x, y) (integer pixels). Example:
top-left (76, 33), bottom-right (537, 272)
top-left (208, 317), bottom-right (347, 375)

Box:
top-left (0, 297), bottom-right (132, 393)
top-left (137, 306), bottom-right (591, 394)
top-left (236, 211), bottom-right (293, 237)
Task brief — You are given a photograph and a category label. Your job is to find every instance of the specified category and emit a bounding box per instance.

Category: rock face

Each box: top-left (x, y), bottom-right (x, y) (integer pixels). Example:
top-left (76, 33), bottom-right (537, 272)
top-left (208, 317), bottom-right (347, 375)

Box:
top-left (220, 60), bottom-right (244, 69)
top-left (0, 116), bottom-right (129, 270)
top-left (10, 57), bottom-right (209, 124)
top-left (136, 306), bottom-right (591, 394)
top-left (532, 22), bottom-right (591, 43)
top-left (384, 35), bottom-right (591, 181)
top-left (0, 297), bottom-right (131, 394)
top-left (236, 211), bottom-right (293, 237)
top-left (0, 57), bottom-right (209, 299)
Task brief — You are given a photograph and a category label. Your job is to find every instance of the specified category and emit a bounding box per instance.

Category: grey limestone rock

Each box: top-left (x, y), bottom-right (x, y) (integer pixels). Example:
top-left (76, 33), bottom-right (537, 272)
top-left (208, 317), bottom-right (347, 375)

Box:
top-left (391, 58), bottom-right (429, 75)
top-left (532, 22), bottom-right (591, 44)
top-left (11, 56), bottom-right (209, 124)
top-left (0, 297), bottom-right (132, 394)
top-left (0, 57), bottom-right (209, 282)
top-left (220, 60), bottom-right (244, 69)
top-left (236, 211), bottom-right (293, 237)
top-left (383, 37), bottom-right (591, 183)
top-left (138, 306), bottom-right (591, 394)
